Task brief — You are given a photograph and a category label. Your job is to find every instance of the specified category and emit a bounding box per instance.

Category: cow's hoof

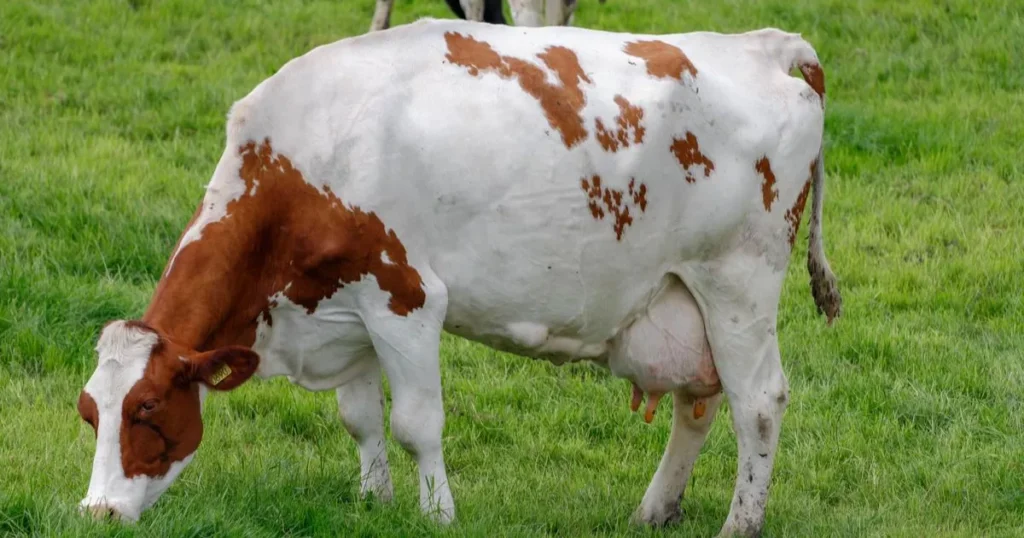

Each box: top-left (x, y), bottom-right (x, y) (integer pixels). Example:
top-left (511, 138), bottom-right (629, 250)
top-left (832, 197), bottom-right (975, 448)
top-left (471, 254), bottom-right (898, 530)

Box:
top-left (424, 506), bottom-right (455, 525)
top-left (630, 502), bottom-right (683, 527)
top-left (360, 485), bottom-right (393, 504)
top-left (715, 522), bottom-right (763, 538)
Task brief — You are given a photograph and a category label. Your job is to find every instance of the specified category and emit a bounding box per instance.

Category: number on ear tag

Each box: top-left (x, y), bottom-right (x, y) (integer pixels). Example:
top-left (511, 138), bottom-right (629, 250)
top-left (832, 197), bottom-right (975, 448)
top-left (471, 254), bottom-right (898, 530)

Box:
top-left (209, 364), bottom-right (232, 386)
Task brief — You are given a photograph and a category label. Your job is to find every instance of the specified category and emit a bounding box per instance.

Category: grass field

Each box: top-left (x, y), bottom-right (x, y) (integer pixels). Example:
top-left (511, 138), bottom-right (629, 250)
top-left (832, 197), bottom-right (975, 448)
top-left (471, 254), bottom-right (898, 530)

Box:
top-left (1, 0), bottom-right (1022, 536)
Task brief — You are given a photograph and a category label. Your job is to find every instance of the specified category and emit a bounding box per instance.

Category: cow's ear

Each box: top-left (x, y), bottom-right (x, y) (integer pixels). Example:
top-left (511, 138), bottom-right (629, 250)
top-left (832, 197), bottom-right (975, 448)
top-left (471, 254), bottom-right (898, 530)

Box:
top-left (187, 346), bottom-right (259, 391)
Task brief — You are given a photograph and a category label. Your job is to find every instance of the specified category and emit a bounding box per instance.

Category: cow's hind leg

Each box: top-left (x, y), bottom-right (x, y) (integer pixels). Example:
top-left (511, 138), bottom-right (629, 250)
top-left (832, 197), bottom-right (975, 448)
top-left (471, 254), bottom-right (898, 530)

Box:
top-left (336, 358), bottom-right (393, 502)
top-left (508, 0), bottom-right (545, 26)
top-left (362, 273), bottom-right (455, 523)
top-left (633, 391), bottom-right (724, 526)
top-left (460, 0), bottom-right (485, 21)
top-left (682, 258), bottom-right (791, 538)
top-left (369, 0), bottom-right (393, 31)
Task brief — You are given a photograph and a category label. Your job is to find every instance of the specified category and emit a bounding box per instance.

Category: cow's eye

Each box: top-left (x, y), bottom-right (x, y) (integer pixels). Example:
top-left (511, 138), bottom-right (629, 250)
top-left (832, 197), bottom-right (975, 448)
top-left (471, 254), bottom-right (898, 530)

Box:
top-left (139, 399), bottom-right (159, 414)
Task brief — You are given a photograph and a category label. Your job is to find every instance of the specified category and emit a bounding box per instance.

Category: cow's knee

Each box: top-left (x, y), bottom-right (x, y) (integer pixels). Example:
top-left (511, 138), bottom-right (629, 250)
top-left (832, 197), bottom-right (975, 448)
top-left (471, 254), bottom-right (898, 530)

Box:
top-left (390, 388), bottom-right (445, 457)
top-left (337, 384), bottom-right (384, 442)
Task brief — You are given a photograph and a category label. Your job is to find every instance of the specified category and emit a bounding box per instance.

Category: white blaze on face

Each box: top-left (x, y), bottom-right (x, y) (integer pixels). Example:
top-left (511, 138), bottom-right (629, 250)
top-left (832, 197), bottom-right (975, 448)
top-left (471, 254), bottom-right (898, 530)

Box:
top-left (77, 322), bottom-right (198, 522)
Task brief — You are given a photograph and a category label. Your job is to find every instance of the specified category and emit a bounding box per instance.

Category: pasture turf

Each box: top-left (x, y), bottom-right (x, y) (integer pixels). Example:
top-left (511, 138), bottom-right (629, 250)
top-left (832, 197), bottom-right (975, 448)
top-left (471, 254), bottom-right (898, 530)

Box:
top-left (1, 0), bottom-right (1022, 536)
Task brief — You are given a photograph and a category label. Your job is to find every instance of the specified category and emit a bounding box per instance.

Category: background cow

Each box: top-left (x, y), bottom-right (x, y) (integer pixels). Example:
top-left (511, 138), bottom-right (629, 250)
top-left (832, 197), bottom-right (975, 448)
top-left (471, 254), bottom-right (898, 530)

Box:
top-left (370, 0), bottom-right (587, 31)
top-left (76, 18), bottom-right (840, 537)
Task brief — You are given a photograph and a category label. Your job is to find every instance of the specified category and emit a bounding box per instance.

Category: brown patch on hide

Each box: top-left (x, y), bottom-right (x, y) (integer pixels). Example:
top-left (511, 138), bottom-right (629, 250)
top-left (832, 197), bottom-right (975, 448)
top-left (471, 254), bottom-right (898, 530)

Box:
top-left (798, 63), bottom-right (825, 106)
top-left (595, 95), bottom-right (646, 152)
top-left (670, 132), bottom-right (715, 182)
top-left (629, 177), bottom-right (647, 212)
top-left (444, 32), bottom-right (591, 148)
top-left (143, 138), bottom-right (424, 351)
top-left (784, 163), bottom-right (814, 247)
top-left (756, 156), bottom-right (779, 212)
top-left (78, 391), bottom-right (99, 437)
top-left (581, 175), bottom-right (648, 240)
top-left (624, 40), bottom-right (697, 80)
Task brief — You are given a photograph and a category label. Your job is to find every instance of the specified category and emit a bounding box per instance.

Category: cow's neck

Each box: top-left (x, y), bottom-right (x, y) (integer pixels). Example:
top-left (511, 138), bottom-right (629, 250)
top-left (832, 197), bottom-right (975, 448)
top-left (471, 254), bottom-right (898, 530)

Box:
top-left (142, 207), bottom-right (278, 352)
top-left (141, 140), bottom-right (305, 352)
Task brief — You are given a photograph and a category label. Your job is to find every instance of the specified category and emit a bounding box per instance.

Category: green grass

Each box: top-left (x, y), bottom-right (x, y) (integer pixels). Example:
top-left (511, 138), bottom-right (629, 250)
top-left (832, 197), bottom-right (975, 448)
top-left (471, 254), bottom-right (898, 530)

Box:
top-left (1, 0), bottom-right (1022, 536)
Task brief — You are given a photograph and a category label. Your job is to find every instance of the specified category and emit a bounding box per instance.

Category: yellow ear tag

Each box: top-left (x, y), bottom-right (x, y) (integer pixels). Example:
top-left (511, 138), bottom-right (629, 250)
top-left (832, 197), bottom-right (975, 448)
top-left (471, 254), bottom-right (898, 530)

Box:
top-left (209, 364), bottom-right (232, 386)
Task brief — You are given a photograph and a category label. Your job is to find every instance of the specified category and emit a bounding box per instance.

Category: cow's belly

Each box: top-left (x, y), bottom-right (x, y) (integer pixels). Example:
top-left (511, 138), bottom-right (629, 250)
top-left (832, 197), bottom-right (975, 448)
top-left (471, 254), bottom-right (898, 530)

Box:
top-left (430, 217), bottom-right (680, 363)
top-left (439, 258), bottom-right (721, 401)
top-left (439, 272), bottom-right (633, 364)
top-left (428, 194), bottom-right (711, 370)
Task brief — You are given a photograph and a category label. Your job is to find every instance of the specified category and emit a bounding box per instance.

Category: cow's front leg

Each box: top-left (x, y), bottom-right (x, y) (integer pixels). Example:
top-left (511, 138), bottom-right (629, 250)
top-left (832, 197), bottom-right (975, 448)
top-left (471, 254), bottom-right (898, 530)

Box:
top-left (336, 359), bottom-right (393, 502)
top-left (377, 342), bottom-right (454, 523)
top-left (364, 278), bottom-right (454, 523)
top-left (633, 391), bottom-right (723, 526)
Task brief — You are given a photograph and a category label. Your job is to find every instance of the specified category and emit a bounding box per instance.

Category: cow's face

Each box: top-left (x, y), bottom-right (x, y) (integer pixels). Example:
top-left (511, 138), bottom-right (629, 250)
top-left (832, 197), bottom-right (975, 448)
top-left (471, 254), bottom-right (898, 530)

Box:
top-left (77, 320), bottom-right (258, 522)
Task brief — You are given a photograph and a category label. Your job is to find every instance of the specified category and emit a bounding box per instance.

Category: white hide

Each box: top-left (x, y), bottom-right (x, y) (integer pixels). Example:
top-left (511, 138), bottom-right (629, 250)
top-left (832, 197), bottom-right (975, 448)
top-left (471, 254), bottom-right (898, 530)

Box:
top-left (252, 291), bottom-right (375, 391)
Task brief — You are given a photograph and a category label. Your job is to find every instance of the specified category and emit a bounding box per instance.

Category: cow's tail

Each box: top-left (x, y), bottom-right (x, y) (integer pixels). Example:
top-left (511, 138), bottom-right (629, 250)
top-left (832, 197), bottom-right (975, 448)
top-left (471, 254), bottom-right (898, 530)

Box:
top-left (789, 37), bottom-right (841, 325)
top-left (805, 145), bottom-right (841, 324)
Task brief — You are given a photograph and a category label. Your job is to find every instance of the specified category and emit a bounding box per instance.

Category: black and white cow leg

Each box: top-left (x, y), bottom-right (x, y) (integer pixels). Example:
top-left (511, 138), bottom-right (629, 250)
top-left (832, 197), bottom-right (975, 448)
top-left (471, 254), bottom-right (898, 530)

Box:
top-left (369, 0), bottom-right (393, 32)
top-left (682, 257), bottom-right (791, 538)
top-left (363, 271), bottom-right (455, 524)
top-left (508, 0), bottom-right (544, 26)
top-left (336, 358), bottom-right (393, 502)
top-left (633, 391), bottom-right (723, 526)
top-left (561, 0), bottom-right (578, 26)
top-left (459, 0), bottom-right (485, 21)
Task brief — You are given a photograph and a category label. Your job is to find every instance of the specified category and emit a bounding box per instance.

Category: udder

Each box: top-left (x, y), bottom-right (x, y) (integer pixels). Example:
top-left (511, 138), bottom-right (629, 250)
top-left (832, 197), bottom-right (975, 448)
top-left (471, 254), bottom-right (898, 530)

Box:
top-left (607, 278), bottom-right (721, 422)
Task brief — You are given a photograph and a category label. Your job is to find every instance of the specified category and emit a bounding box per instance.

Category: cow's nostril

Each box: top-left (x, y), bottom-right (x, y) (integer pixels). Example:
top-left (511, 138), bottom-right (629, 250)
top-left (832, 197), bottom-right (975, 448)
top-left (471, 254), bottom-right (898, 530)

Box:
top-left (106, 508), bottom-right (116, 518)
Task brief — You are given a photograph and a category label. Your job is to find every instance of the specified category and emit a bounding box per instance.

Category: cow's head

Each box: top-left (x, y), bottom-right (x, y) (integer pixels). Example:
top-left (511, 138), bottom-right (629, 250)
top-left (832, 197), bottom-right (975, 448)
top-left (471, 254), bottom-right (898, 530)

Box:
top-left (77, 320), bottom-right (259, 521)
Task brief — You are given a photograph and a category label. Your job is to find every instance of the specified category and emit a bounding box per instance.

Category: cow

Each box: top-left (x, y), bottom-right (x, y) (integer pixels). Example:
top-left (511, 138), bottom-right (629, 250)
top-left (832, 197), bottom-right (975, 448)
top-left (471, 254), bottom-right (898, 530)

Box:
top-left (370, 0), bottom-right (582, 32)
top-left (76, 18), bottom-right (841, 537)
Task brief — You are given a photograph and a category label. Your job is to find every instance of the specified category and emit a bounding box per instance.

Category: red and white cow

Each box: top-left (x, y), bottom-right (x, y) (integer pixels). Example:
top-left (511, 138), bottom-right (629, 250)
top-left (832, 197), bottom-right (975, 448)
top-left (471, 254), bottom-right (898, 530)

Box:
top-left (77, 19), bottom-right (841, 536)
